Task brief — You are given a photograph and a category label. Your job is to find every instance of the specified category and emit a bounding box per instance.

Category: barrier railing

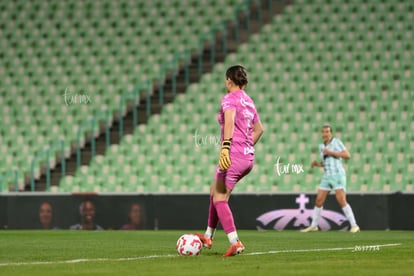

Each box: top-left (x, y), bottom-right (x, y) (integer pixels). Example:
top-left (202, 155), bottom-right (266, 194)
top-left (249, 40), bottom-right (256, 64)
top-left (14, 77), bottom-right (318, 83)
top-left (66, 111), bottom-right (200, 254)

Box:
top-left (118, 80), bottom-right (151, 137)
top-left (76, 110), bottom-right (111, 169)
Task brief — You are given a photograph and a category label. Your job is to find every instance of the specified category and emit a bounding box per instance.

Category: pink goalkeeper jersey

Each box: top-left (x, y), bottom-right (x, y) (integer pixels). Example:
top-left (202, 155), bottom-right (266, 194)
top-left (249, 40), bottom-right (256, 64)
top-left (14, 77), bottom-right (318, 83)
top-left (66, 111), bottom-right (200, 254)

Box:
top-left (218, 90), bottom-right (260, 160)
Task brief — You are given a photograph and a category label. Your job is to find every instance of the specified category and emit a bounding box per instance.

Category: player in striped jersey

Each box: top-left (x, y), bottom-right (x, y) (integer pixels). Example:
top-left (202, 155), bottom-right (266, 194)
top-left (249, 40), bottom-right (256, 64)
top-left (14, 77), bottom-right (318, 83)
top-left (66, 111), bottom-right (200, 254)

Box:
top-left (301, 124), bottom-right (360, 233)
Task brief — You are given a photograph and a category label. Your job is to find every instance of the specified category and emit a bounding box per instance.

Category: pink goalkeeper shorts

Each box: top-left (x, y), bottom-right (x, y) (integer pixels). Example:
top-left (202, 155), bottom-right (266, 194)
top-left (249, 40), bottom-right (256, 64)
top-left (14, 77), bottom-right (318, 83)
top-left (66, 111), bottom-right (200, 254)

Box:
top-left (214, 157), bottom-right (254, 190)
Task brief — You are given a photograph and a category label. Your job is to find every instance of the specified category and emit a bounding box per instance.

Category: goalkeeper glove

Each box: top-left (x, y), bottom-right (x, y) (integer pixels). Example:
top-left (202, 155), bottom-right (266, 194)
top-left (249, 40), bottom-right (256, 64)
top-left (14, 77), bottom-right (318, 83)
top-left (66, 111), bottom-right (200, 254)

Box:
top-left (218, 138), bottom-right (232, 170)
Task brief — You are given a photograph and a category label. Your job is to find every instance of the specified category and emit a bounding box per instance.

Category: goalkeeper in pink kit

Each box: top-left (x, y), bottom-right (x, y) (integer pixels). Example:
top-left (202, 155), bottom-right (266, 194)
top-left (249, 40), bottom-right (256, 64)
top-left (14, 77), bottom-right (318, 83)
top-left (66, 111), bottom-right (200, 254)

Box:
top-left (196, 65), bottom-right (264, 256)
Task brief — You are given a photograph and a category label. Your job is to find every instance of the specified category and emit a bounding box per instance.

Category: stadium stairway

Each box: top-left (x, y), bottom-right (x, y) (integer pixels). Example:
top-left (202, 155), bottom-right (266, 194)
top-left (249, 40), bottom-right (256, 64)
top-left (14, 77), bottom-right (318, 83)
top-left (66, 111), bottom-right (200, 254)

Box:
top-left (29, 0), bottom-right (293, 191)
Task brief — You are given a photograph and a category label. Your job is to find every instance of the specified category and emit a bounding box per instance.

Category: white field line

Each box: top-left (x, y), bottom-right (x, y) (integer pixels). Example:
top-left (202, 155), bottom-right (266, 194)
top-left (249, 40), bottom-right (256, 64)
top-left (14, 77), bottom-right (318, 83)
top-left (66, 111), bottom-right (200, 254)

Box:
top-left (0, 255), bottom-right (178, 267)
top-left (0, 243), bottom-right (401, 267)
top-left (244, 243), bottom-right (402, 256)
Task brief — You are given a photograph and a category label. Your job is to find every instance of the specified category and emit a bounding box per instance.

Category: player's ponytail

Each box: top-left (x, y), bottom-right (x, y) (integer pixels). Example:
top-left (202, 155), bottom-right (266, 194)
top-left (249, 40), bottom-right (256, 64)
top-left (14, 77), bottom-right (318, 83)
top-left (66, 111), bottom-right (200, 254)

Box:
top-left (226, 65), bottom-right (248, 89)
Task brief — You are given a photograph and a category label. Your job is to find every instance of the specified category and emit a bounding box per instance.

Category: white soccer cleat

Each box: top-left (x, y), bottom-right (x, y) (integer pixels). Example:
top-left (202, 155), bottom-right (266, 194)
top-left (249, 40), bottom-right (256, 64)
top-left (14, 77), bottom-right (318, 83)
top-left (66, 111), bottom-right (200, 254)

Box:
top-left (350, 225), bottom-right (360, 233)
top-left (300, 226), bottom-right (319, 232)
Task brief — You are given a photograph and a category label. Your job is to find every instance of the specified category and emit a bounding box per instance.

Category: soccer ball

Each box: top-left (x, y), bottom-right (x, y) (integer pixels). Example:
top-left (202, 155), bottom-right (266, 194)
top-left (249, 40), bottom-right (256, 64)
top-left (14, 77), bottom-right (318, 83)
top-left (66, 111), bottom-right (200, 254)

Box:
top-left (176, 234), bottom-right (202, 256)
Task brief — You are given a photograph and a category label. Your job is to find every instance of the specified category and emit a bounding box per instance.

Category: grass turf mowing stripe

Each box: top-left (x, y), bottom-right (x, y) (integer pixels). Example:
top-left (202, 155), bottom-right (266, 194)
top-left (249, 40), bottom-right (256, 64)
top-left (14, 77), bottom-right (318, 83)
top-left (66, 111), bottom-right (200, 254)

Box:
top-left (0, 243), bottom-right (401, 267)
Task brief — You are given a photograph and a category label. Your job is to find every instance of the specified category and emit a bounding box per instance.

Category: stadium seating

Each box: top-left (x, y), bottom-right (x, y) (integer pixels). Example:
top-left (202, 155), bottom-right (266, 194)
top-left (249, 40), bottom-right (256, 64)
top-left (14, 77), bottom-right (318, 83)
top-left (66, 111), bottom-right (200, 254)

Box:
top-left (57, 0), bottom-right (413, 193)
top-left (0, 0), bottom-right (246, 191)
top-left (1, 0), bottom-right (413, 193)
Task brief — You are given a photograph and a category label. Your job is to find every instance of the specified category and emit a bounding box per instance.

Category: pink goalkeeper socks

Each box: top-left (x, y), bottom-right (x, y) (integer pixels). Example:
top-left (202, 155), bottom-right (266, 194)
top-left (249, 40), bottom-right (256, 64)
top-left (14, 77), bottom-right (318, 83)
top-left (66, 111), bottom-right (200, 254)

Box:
top-left (214, 200), bottom-right (236, 234)
top-left (207, 195), bottom-right (219, 229)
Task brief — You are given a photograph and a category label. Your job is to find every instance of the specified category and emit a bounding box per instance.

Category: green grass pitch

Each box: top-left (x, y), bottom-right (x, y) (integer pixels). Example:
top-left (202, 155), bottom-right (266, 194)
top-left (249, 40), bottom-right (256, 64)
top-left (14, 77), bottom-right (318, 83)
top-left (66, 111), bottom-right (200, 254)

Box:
top-left (0, 230), bottom-right (413, 275)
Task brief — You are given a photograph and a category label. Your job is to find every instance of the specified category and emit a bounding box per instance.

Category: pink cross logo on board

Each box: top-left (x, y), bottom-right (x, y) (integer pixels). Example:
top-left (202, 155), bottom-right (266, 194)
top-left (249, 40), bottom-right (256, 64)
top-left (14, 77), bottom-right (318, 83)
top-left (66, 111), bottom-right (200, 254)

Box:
top-left (256, 194), bottom-right (349, 231)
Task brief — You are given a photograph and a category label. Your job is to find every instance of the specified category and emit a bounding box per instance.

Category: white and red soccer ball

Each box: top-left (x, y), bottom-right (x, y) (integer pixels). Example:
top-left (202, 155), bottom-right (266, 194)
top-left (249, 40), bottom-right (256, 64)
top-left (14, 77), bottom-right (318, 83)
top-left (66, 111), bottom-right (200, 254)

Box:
top-left (176, 234), bottom-right (202, 256)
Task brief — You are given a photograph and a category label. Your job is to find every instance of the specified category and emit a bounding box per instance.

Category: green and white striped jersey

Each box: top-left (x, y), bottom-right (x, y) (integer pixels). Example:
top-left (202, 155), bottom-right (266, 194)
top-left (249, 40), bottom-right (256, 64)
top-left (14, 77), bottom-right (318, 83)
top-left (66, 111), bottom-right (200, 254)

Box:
top-left (319, 137), bottom-right (347, 175)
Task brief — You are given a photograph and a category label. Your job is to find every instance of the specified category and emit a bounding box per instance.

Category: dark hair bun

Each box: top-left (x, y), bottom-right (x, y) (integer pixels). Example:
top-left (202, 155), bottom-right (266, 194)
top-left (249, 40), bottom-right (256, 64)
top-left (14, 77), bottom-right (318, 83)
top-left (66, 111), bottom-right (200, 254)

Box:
top-left (226, 65), bottom-right (248, 88)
